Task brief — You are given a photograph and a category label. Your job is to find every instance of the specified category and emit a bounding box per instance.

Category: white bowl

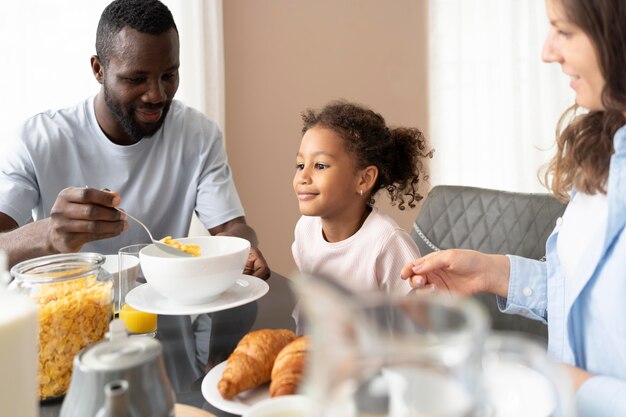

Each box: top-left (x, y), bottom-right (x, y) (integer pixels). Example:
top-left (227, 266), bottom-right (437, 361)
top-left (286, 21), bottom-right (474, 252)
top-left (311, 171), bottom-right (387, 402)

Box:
top-left (102, 254), bottom-right (140, 305)
top-left (243, 395), bottom-right (312, 417)
top-left (139, 236), bottom-right (250, 305)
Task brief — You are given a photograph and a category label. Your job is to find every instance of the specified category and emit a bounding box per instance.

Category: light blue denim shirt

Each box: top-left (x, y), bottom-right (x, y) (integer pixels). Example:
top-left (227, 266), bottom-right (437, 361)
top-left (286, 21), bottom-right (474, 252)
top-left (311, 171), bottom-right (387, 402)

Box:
top-left (499, 124), bottom-right (626, 416)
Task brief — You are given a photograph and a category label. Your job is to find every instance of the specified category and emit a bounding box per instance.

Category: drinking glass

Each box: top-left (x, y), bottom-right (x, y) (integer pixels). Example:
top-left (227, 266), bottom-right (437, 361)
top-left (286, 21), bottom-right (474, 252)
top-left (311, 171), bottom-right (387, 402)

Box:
top-left (118, 244), bottom-right (157, 337)
top-left (294, 273), bottom-right (490, 417)
top-left (481, 332), bottom-right (576, 417)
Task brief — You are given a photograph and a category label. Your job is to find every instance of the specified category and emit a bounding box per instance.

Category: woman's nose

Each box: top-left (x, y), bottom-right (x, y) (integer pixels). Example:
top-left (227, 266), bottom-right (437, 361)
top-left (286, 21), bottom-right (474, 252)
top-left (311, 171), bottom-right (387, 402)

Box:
top-left (541, 31), bottom-right (560, 63)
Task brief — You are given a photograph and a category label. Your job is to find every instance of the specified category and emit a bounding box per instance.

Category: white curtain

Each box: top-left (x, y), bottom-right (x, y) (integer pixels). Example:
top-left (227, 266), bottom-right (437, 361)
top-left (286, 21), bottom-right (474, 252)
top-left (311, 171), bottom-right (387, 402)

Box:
top-left (0, 1), bottom-right (109, 142)
top-left (428, 0), bottom-right (573, 193)
top-left (168, 0), bottom-right (225, 133)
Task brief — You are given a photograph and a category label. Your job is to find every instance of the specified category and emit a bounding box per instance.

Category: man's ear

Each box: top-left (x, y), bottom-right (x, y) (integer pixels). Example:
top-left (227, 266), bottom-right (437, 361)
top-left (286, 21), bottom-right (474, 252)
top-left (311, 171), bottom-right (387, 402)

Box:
top-left (91, 55), bottom-right (104, 84)
top-left (359, 165), bottom-right (378, 193)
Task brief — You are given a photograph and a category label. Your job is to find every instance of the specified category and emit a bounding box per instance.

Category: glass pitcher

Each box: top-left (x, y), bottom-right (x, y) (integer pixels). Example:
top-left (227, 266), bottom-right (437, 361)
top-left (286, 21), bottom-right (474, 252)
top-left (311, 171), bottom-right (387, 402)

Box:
top-left (480, 332), bottom-right (577, 417)
top-left (292, 273), bottom-right (490, 417)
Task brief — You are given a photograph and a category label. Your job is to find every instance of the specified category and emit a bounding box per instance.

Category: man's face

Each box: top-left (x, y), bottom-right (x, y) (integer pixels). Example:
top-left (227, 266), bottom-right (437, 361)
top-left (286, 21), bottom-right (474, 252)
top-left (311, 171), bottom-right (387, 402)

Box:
top-left (98, 27), bottom-right (180, 144)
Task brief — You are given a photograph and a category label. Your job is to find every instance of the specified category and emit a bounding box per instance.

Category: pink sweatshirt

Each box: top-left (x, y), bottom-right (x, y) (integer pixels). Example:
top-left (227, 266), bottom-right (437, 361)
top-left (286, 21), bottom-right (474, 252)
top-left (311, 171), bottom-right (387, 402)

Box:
top-left (292, 207), bottom-right (419, 295)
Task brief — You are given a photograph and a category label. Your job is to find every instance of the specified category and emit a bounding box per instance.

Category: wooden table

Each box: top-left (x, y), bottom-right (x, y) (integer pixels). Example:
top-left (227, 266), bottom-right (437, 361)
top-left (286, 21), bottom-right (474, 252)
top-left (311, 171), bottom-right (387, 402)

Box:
top-left (175, 403), bottom-right (217, 417)
top-left (40, 271), bottom-right (297, 417)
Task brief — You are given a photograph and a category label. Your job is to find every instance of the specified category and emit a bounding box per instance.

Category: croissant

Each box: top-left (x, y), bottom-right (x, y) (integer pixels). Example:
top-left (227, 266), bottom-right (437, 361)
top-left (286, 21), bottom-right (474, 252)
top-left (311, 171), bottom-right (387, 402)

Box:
top-left (269, 336), bottom-right (309, 397)
top-left (218, 328), bottom-right (297, 399)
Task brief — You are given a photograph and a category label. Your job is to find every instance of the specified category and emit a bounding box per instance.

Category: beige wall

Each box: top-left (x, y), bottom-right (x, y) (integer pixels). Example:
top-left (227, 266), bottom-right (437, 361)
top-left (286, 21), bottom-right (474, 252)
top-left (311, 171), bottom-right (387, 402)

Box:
top-left (223, 1), bottom-right (429, 277)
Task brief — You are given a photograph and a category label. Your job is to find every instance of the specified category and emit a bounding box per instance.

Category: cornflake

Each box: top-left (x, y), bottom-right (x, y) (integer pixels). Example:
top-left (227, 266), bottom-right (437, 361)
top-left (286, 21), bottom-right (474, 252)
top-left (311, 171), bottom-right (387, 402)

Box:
top-left (35, 276), bottom-right (112, 399)
top-left (160, 236), bottom-right (201, 256)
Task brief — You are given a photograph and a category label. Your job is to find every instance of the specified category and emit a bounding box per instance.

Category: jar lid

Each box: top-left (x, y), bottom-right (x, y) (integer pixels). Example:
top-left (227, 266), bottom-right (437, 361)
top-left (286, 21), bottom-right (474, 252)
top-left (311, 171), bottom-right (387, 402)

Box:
top-left (10, 253), bottom-right (105, 284)
top-left (80, 336), bottom-right (161, 371)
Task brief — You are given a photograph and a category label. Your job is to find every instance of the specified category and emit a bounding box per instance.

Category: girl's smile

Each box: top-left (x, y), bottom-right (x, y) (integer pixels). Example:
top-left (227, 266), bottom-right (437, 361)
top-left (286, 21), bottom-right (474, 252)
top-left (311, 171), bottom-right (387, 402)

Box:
top-left (296, 191), bottom-right (319, 201)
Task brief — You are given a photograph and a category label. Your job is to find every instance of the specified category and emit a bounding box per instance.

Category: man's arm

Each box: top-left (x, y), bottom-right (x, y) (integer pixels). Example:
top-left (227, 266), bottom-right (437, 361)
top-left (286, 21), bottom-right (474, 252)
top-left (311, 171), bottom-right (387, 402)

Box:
top-left (0, 213), bottom-right (56, 269)
top-left (0, 187), bottom-right (126, 268)
top-left (209, 216), bottom-right (270, 280)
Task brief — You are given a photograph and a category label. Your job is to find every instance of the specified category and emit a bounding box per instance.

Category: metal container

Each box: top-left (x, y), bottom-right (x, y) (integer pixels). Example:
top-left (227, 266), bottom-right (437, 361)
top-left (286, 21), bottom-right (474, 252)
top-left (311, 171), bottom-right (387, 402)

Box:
top-left (60, 320), bottom-right (175, 417)
top-left (9, 253), bottom-right (113, 400)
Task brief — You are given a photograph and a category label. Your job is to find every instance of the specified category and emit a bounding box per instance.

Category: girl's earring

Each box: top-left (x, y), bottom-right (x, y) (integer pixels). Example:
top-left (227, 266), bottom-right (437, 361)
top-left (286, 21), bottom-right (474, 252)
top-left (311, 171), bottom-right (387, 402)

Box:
top-left (359, 190), bottom-right (363, 196)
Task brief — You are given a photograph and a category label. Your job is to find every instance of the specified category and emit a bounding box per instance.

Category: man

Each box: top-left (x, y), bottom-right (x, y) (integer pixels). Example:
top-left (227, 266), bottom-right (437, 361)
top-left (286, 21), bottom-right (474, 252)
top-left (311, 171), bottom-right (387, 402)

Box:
top-left (0, 0), bottom-right (269, 279)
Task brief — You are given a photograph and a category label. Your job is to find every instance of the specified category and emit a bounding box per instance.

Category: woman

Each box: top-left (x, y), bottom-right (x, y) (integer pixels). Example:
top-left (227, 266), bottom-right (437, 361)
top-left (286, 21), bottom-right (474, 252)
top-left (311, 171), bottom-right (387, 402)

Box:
top-left (401, 0), bottom-right (626, 415)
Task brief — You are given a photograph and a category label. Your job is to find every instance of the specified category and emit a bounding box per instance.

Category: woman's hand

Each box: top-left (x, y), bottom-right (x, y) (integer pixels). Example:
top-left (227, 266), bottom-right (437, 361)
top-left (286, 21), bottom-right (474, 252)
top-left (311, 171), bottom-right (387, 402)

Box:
top-left (400, 249), bottom-right (510, 297)
top-left (562, 363), bottom-right (593, 390)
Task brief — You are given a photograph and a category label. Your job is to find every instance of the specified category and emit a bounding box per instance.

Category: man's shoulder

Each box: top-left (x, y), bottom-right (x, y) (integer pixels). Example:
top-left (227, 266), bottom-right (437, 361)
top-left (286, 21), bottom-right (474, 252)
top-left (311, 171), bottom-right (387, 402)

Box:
top-left (166, 100), bottom-right (221, 139)
top-left (21, 97), bottom-right (91, 132)
top-left (169, 100), bottom-right (217, 125)
top-left (16, 100), bottom-right (91, 150)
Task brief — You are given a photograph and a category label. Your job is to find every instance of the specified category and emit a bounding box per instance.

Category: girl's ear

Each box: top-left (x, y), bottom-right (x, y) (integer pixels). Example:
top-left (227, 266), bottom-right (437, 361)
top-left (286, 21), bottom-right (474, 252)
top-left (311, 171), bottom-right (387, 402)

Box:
top-left (358, 165), bottom-right (378, 193)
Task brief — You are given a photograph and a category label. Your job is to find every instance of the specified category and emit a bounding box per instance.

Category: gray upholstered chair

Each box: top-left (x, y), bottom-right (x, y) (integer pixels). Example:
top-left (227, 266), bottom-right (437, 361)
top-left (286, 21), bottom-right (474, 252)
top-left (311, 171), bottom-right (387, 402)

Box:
top-left (411, 185), bottom-right (567, 342)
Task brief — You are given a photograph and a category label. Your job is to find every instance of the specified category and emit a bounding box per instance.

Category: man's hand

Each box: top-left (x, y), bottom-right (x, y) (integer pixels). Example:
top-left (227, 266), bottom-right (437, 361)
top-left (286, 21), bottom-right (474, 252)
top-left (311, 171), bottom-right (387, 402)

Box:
top-left (46, 187), bottom-right (126, 253)
top-left (243, 246), bottom-right (270, 280)
top-left (210, 216), bottom-right (271, 280)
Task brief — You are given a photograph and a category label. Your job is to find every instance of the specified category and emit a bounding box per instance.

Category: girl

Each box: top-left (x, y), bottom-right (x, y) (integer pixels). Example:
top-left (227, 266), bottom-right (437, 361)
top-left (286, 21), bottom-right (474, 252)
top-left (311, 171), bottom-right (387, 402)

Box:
top-left (401, 0), bottom-right (626, 415)
top-left (293, 101), bottom-right (432, 294)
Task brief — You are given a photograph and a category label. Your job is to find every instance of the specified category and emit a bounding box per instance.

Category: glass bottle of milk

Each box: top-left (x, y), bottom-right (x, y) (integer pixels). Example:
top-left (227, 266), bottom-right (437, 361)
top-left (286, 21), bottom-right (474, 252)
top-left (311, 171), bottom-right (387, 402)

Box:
top-left (0, 250), bottom-right (38, 417)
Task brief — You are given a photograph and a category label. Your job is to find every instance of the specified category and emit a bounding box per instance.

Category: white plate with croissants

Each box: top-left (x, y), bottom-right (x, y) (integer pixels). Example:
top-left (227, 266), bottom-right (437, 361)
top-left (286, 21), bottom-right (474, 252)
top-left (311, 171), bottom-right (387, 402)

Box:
top-left (201, 329), bottom-right (307, 415)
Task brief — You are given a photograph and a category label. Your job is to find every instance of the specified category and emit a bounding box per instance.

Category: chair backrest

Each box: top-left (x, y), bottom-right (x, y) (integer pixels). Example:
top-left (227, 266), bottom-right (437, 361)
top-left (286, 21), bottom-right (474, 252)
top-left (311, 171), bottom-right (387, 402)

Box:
top-left (412, 185), bottom-right (568, 341)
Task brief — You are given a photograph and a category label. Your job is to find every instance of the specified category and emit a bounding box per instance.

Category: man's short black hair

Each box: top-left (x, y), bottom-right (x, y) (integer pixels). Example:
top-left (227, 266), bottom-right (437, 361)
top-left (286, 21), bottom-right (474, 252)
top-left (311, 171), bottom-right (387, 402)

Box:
top-left (95, 0), bottom-right (177, 65)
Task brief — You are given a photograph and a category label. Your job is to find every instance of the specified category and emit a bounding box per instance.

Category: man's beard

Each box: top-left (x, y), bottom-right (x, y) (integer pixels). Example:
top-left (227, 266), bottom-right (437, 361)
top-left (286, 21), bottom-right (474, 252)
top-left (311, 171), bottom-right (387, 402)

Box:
top-left (103, 84), bottom-right (171, 143)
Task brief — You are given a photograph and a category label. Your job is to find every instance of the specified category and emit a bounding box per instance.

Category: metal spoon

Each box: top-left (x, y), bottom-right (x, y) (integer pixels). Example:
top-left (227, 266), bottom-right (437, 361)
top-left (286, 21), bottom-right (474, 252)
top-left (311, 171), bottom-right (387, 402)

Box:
top-left (116, 207), bottom-right (195, 257)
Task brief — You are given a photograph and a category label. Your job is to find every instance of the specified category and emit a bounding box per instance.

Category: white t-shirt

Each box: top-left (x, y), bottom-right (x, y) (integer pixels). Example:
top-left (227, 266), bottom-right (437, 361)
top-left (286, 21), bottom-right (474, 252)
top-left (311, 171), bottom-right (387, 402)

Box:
top-left (557, 191), bottom-right (608, 304)
top-left (291, 207), bottom-right (419, 294)
top-left (0, 97), bottom-right (244, 255)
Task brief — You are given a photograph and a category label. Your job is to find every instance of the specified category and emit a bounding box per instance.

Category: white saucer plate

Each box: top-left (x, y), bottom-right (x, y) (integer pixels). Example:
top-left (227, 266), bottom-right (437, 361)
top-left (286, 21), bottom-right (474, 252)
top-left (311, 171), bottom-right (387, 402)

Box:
top-left (125, 274), bottom-right (269, 315)
top-left (201, 361), bottom-right (270, 415)
top-left (243, 395), bottom-right (313, 417)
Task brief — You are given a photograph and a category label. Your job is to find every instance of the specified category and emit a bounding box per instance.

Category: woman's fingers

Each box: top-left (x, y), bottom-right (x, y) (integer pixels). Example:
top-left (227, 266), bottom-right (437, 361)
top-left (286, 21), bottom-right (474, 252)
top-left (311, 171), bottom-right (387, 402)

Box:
top-left (410, 275), bottom-right (426, 287)
top-left (402, 251), bottom-right (454, 280)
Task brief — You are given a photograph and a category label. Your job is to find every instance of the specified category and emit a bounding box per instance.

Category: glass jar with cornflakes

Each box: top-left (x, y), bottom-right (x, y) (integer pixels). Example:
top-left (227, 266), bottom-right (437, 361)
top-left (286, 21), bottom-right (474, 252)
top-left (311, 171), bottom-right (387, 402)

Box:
top-left (9, 253), bottom-right (113, 401)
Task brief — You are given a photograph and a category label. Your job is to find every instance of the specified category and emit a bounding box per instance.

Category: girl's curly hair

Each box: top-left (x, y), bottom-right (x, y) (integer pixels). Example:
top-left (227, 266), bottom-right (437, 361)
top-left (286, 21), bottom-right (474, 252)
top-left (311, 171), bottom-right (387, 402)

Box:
top-left (302, 100), bottom-right (433, 210)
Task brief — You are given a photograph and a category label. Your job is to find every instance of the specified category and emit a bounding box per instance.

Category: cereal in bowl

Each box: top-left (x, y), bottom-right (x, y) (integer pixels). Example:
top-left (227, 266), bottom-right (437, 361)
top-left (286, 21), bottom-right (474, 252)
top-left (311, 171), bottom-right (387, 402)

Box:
top-left (160, 236), bottom-right (201, 256)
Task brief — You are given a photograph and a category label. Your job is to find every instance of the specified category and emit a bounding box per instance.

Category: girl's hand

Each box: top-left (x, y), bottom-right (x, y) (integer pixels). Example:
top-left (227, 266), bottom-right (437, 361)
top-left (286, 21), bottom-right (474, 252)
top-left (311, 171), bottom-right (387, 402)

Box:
top-left (400, 249), bottom-right (510, 298)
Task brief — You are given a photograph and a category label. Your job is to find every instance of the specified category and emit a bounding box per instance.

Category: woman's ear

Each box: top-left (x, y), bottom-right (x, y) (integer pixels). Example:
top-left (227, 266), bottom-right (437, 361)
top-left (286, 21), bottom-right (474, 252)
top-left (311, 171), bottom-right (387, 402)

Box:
top-left (359, 165), bottom-right (378, 193)
top-left (91, 55), bottom-right (104, 84)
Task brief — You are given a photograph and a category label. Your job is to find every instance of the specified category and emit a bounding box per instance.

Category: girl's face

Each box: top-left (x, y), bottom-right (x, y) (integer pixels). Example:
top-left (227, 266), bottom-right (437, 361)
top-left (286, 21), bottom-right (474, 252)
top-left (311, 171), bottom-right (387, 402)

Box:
top-left (294, 126), bottom-right (363, 220)
top-left (542, 0), bottom-right (605, 111)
